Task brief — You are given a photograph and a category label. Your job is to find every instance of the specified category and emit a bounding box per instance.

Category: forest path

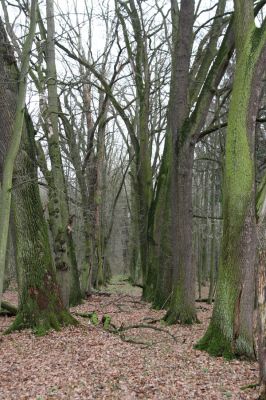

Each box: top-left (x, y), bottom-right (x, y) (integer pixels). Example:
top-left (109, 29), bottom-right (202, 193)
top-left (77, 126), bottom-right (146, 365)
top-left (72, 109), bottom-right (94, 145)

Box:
top-left (0, 276), bottom-right (259, 399)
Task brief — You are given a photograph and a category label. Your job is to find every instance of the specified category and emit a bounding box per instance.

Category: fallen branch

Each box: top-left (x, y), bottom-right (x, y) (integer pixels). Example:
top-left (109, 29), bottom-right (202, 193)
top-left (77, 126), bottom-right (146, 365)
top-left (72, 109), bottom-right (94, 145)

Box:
top-left (116, 323), bottom-right (177, 343)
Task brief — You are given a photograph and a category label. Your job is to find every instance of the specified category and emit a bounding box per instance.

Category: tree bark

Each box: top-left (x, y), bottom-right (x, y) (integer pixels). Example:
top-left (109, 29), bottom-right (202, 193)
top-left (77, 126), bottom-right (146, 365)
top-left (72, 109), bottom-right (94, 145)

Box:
top-left (45, 0), bottom-right (81, 306)
top-left (164, 0), bottom-right (197, 324)
top-left (10, 115), bottom-right (77, 334)
top-left (0, 2), bottom-right (37, 308)
top-left (0, 17), bottom-right (76, 333)
top-left (197, 1), bottom-right (266, 358)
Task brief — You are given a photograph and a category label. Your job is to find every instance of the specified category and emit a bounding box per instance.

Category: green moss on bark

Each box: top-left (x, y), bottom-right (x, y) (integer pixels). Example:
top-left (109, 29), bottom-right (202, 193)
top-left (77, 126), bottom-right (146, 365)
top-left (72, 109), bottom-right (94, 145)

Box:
top-left (7, 308), bottom-right (77, 336)
top-left (195, 319), bottom-right (255, 360)
top-left (195, 323), bottom-right (234, 359)
top-left (196, 22), bottom-right (266, 361)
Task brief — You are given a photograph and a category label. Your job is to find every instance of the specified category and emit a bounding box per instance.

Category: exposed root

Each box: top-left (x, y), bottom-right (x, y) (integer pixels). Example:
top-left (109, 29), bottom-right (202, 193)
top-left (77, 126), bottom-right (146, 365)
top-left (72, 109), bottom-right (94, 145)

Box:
top-left (5, 310), bottom-right (78, 336)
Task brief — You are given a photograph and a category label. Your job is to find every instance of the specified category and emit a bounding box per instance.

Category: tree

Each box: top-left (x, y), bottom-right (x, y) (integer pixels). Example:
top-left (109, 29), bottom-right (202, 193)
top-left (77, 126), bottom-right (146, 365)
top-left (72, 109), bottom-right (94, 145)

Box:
top-left (152, 0), bottom-right (230, 320)
top-left (257, 172), bottom-right (266, 398)
top-left (166, 0), bottom-right (197, 323)
top-left (42, 0), bottom-right (82, 306)
top-left (0, 13), bottom-right (76, 334)
top-left (0, 0), bottom-right (37, 308)
top-left (197, 0), bottom-right (266, 358)
top-left (10, 113), bottom-right (76, 334)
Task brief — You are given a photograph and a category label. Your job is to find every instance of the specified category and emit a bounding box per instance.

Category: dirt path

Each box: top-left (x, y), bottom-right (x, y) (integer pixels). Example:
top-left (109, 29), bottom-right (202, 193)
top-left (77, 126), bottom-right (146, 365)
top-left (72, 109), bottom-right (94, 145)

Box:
top-left (0, 278), bottom-right (259, 399)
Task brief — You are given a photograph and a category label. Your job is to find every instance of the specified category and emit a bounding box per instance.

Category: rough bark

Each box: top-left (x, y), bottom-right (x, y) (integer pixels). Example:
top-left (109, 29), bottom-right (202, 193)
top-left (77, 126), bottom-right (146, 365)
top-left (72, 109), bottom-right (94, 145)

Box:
top-left (0, 18), bottom-right (76, 334)
top-left (45, 0), bottom-right (81, 306)
top-left (258, 215), bottom-right (266, 397)
top-left (258, 173), bottom-right (266, 397)
top-left (164, 0), bottom-right (197, 324)
top-left (10, 115), bottom-right (77, 334)
top-left (196, 2), bottom-right (266, 358)
top-left (166, 143), bottom-right (197, 323)
top-left (0, 3), bottom-right (37, 308)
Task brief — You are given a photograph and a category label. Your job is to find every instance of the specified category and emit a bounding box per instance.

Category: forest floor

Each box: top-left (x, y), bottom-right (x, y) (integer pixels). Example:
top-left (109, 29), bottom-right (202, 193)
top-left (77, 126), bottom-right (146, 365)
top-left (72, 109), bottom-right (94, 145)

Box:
top-left (0, 276), bottom-right (260, 400)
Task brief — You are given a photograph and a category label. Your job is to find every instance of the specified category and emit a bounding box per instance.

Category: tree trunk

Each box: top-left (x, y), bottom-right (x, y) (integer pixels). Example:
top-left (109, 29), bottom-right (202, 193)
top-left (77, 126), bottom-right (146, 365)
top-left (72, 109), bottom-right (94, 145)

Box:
top-left (208, 168), bottom-right (217, 303)
top-left (10, 115), bottom-right (77, 334)
top-left (0, 19), bottom-right (76, 333)
top-left (165, 143), bottom-right (197, 323)
top-left (197, 3), bottom-right (266, 357)
top-left (258, 173), bottom-right (266, 397)
top-left (45, 0), bottom-right (81, 306)
top-left (0, 2), bottom-right (37, 307)
top-left (152, 135), bottom-right (173, 308)
top-left (258, 215), bottom-right (266, 398)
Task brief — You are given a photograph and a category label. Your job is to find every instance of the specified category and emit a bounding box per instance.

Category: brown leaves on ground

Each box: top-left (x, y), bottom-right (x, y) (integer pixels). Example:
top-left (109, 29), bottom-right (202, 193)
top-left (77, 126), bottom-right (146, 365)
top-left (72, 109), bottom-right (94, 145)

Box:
top-left (0, 282), bottom-right (260, 400)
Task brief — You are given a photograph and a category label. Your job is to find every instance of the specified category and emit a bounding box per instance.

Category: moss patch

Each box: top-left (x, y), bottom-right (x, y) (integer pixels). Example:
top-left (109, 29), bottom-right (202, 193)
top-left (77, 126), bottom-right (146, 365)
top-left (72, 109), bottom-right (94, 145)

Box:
top-left (195, 323), bottom-right (234, 360)
top-left (6, 309), bottom-right (78, 336)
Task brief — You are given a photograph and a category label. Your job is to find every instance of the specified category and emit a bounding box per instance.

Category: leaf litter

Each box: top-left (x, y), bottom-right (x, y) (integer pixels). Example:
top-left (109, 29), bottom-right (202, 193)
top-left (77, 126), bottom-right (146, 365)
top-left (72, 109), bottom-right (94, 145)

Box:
top-left (0, 281), bottom-right (260, 399)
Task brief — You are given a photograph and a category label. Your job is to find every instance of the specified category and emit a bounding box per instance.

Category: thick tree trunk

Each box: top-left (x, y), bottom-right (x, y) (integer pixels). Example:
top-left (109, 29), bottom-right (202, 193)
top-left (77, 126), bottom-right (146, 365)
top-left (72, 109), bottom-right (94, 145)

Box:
top-left (258, 217), bottom-right (266, 398)
top-left (197, 8), bottom-right (266, 357)
top-left (165, 143), bottom-right (197, 323)
top-left (258, 173), bottom-right (266, 397)
top-left (0, 4), bottom-right (37, 307)
top-left (45, 0), bottom-right (81, 307)
top-left (0, 20), bottom-right (76, 333)
top-left (10, 117), bottom-right (77, 334)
